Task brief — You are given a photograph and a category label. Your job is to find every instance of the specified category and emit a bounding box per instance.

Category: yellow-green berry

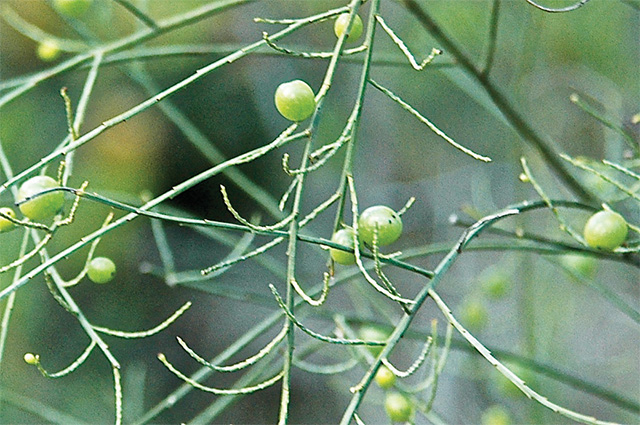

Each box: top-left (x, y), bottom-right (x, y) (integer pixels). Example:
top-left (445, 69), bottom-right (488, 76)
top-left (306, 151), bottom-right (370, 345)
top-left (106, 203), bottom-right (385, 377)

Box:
top-left (374, 365), bottom-right (396, 389)
top-left (24, 353), bottom-right (38, 365)
top-left (87, 257), bottom-right (116, 284)
top-left (334, 13), bottom-right (363, 42)
top-left (384, 392), bottom-right (413, 422)
top-left (358, 205), bottom-right (403, 246)
top-left (37, 40), bottom-right (61, 62)
top-left (0, 207), bottom-right (17, 233)
top-left (17, 176), bottom-right (65, 221)
top-left (460, 299), bottom-right (488, 332)
top-left (329, 228), bottom-right (361, 265)
top-left (274, 80), bottom-right (316, 122)
top-left (561, 254), bottom-right (597, 280)
top-left (358, 325), bottom-right (389, 356)
top-left (583, 210), bottom-right (628, 251)
top-left (482, 405), bottom-right (512, 425)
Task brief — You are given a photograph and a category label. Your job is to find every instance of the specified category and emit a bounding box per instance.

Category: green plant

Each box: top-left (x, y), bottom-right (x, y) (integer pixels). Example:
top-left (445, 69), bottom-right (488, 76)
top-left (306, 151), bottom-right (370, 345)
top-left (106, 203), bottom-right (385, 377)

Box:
top-left (357, 205), bottom-right (403, 246)
top-left (53, 0), bottom-right (92, 18)
top-left (384, 391), bottom-right (413, 422)
top-left (16, 176), bottom-right (65, 221)
top-left (87, 257), bottom-right (116, 284)
top-left (329, 228), bottom-right (360, 265)
top-left (583, 210), bottom-right (628, 250)
top-left (274, 80), bottom-right (316, 122)
top-left (0, 1), bottom-right (637, 424)
top-left (333, 13), bottom-right (363, 42)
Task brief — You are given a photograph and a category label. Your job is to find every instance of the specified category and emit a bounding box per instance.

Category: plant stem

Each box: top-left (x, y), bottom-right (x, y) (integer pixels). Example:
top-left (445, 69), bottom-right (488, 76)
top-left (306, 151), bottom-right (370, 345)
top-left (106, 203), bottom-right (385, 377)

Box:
top-left (401, 0), bottom-right (597, 204)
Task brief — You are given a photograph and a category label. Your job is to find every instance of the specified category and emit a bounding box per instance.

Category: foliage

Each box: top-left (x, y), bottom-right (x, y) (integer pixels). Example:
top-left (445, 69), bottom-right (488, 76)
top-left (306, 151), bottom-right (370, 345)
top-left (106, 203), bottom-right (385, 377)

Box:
top-left (0, 0), bottom-right (638, 424)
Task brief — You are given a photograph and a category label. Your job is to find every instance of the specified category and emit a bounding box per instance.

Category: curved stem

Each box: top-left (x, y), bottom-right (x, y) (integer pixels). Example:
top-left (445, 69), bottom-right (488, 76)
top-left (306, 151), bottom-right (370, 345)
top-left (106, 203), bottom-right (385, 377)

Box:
top-left (400, 0), bottom-right (596, 204)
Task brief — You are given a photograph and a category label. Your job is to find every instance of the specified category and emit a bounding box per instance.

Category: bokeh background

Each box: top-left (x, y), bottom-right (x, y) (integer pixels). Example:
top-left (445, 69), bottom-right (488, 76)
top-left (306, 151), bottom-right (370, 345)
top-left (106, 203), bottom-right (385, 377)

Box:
top-left (0, 0), bottom-right (638, 424)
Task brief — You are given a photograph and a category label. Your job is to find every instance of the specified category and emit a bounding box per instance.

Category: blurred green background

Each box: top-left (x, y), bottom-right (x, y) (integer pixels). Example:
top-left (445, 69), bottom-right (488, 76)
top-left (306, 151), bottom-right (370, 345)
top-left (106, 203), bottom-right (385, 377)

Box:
top-left (0, 0), bottom-right (638, 424)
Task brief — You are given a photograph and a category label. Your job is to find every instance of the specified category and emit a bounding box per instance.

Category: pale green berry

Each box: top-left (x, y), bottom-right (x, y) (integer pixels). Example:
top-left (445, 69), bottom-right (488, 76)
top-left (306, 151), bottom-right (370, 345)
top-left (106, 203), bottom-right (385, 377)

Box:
top-left (37, 40), bottom-right (61, 62)
top-left (17, 176), bottom-right (65, 221)
top-left (87, 257), bottom-right (116, 284)
top-left (583, 210), bottom-right (628, 250)
top-left (384, 392), bottom-right (413, 422)
top-left (329, 228), bottom-right (361, 265)
top-left (24, 353), bottom-right (38, 365)
top-left (0, 207), bottom-right (17, 233)
top-left (334, 13), bottom-right (363, 42)
top-left (358, 206), bottom-right (403, 246)
top-left (374, 365), bottom-right (396, 389)
top-left (274, 80), bottom-right (316, 122)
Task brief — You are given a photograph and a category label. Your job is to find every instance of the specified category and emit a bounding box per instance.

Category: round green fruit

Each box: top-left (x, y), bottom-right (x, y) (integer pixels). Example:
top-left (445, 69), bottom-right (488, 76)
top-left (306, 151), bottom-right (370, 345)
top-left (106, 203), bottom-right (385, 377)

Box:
top-left (23, 353), bottom-right (38, 365)
top-left (374, 365), bottom-right (396, 389)
top-left (358, 205), bottom-right (403, 246)
top-left (358, 325), bottom-right (389, 356)
top-left (583, 210), bottom-right (628, 250)
top-left (53, 0), bottom-right (92, 18)
top-left (384, 392), bottom-right (413, 422)
top-left (17, 176), bottom-right (65, 221)
top-left (87, 257), bottom-right (116, 284)
top-left (561, 254), bottom-right (597, 279)
top-left (274, 80), bottom-right (316, 122)
top-left (333, 13), bottom-right (363, 42)
top-left (481, 405), bottom-right (512, 425)
top-left (329, 228), bottom-right (360, 265)
top-left (0, 207), bottom-right (17, 233)
top-left (37, 40), bottom-right (61, 62)
top-left (480, 268), bottom-right (511, 299)
top-left (460, 299), bottom-right (488, 332)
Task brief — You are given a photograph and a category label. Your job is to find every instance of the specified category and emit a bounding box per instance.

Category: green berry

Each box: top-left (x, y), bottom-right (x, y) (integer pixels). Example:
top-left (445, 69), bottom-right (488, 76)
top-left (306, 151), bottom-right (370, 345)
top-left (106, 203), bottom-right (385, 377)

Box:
top-left (53, 0), bottom-right (92, 18)
top-left (358, 206), bottom-right (403, 246)
top-left (460, 299), bottom-right (488, 332)
top-left (481, 405), bottom-right (512, 425)
top-left (37, 40), bottom-right (61, 62)
top-left (329, 228), bottom-right (361, 265)
top-left (358, 325), bottom-right (389, 356)
top-left (274, 80), bottom-right (316, 122)
top-left (87, 257), bottom-right (116, 284)
top-left (374, 365), bottom-right (396, 389)
top-left (24, 353), bottom-right (38, 365)
top-left (334, 13), bottom-right (364, 42)
top-left (17, 176), bottom-right (65, 221)
top-left (384, 392), bottom-right (413, 422)
top-left (480, 268), bottom-right (511, 299)
top-left (0, 207), bottom-right (17, 233)
top-left (561, 254), bottom-right (597, 279)
top-left (583, 210), bottom-right (628, 250)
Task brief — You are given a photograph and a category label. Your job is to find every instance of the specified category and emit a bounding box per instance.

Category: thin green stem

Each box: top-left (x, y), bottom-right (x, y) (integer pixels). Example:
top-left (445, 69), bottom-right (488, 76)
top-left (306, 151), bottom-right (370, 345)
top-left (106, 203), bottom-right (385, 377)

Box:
top-left (1, 7), bottom-right (337, 198)
top-left (525, 0), bottom-right (592, 13)
top-left (111, 0), bottom-right (158, 29)
top-left (401, 0), bottom-right (596, 204)
top-left (0, 0), bottom-right (254, 104)
top-left (331, 0), bottom-right (381, 240)
top-left (482, 0), bottom-right (501, 77)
